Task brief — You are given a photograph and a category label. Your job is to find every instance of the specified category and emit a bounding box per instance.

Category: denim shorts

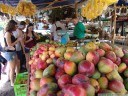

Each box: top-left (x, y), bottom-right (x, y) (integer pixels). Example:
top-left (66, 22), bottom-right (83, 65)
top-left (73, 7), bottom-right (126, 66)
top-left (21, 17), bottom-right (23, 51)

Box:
top-left (3, 52), bottom-right (17, 61)
top-left (25, 47), bottom-right (30, 53)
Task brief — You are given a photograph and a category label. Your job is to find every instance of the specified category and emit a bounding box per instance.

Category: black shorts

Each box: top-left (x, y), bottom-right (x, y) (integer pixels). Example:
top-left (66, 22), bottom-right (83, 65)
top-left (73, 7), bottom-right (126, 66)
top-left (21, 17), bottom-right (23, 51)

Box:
top-left (25, 47), bottom-right (30, 53)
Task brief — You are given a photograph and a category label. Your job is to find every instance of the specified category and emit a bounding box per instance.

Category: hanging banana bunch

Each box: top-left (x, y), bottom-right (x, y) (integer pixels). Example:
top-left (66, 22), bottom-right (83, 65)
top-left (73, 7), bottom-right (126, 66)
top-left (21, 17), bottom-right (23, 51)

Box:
top-left (16, 1), bottom-right (36, 16)
top-left (81, 0), bottom-right (119, 20)
top-left (8, 6), bottom-right (17, 15)
top-left (0, 4), bottom-right (9, 13)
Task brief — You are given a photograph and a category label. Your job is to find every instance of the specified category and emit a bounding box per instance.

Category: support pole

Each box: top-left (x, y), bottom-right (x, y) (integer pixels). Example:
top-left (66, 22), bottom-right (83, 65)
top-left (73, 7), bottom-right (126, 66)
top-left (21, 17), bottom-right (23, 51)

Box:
top-left (112, 4), bottom-right (117, 44)
top-left (75, 2), bottom-right (78, 18)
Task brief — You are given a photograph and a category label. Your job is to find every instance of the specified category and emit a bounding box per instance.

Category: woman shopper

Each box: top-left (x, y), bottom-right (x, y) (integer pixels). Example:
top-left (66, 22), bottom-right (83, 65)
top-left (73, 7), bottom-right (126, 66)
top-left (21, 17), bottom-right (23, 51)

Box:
top-left (25, 23), bottom-right (39, 70)
top-left (4, 20), bottom-right (22, 86)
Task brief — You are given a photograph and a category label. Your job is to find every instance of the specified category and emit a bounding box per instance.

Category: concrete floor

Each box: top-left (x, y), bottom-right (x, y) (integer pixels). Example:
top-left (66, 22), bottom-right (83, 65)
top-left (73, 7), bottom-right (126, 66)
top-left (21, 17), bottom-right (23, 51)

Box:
top-left (0, 74), bottom-right (15, 96)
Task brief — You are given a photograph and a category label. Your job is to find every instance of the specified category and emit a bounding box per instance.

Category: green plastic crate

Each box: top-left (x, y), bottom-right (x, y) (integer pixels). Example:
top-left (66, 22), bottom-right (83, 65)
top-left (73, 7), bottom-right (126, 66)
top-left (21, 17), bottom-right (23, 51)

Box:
top-left (14, 72), bottom-right (28, 96)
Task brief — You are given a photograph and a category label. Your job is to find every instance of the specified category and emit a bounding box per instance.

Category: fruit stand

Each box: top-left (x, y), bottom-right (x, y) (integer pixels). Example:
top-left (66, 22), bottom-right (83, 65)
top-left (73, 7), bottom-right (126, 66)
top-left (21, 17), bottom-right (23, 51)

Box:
top-left (27, 41), bottom-right (128, 96)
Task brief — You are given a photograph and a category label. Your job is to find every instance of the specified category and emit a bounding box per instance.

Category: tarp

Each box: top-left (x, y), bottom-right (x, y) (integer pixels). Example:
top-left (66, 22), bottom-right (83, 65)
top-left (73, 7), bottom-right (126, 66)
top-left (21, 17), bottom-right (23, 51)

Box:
top-left (117, 0), bottom-right (128, 6)
top-left (0, 0), bottom-right (83, 9)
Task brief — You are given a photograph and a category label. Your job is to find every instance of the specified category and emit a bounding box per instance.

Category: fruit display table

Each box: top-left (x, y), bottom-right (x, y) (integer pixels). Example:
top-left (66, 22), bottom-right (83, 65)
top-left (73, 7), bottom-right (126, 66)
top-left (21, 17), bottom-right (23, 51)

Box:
top-left (28, 41), bottom-right (128, 96)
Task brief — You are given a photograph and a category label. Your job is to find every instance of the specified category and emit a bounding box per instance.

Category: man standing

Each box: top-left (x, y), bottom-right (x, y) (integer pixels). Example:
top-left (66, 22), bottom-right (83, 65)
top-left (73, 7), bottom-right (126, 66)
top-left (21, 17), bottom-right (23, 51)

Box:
top-left (72, 17), bottom-right (89, 39)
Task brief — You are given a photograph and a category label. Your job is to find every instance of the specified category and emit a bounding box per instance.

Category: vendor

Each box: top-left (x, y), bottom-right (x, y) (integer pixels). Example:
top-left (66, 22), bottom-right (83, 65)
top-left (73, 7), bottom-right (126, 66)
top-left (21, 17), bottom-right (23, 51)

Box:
top-left (72, 17), bottom-right (90, 39)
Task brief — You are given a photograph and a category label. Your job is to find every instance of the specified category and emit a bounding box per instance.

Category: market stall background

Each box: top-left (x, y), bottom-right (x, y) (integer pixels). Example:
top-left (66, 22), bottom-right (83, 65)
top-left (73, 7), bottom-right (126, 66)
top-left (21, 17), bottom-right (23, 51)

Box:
top-left (0, 0), bottom-right (128, 96)
top-left (0, 0), bottom-right (85, 9)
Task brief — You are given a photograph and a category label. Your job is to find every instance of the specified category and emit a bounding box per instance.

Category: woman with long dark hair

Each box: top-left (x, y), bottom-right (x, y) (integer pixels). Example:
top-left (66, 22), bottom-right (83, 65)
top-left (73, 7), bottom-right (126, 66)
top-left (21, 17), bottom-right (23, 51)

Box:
top-left (25, 23), bottom-right (39, 70)
top-left (4, 20), bottom-right (22, 86)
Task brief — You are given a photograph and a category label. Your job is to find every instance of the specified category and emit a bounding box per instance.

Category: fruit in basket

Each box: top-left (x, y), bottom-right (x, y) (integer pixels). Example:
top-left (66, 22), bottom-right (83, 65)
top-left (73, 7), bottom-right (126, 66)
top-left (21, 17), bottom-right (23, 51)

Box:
top-left (56, 57), bottom-right (66, 69)
top-left (106, 67), bottom-right (123, 82)
top-left (91, 70), bottom-right (101, 79)
top-left (123, 49), bottom-right (128, 54)
top-left (105, 51), bottom-right (117, 62)
top-left (49, 46), bottom-right (55, 51)
top-left (96, 49), bottom-right (105, 57)
top-left (98, 58), bottom-right (114, 74)
top-left (38, 82), bottom-right (58, 96)
top-left (57, 90), bottom-right (64, 96)
top-left (124, 68), bottom-right (128, 77)
top-left (72, 74), bottom-right (89, 84)
top-left (64, 60), bottom-right (77, 76)
top-left (99, 42), bottom-right (112, 52)
top-left (66, 47), bottom-right (75, 52)
top-left (90, 78), bottom-right (100, 92)
top-left (64, 85), bottom-right (87, 96)
top-left (78, 60), bottom-right (95, 77)
top-left (55, 68), bottom-right (65, 80)
top-left (64, 52), bottom-right (73, 60)
top-left (46, 58), bottom-right (53, 64)
top-left (43, 64), bottom-right (56, 77)
top-left (118, 63), bottom-right (127, 73)
top-left (39, 54), bottom-right (48, 61)
top-left (80, 83), bottom-right (95, 96)
top-left (86, 51), bottom-right (100, 65)
top-left (36, 58), bottom-right (47, 70)
top-left (35, 69), bottom-right (43, 79)
top-left (78, 46), bottom-right (88, 56)
top-left (113, 46), bottom-right (124, 58)
top-left (48, 50), bottom-right (54, 55)
top-left (55, 47), bottom-right (66, 57)
top-left (58, 74), bottom-right (72, 88)
top-left (70, 51), bottom-right (85, 64)
top-left (40, 77), bottom-right (54, 87)
top-left (37, 84), bottom-right (48, 96)
top-left (98, 76), bottom-right (108, 89)
top-left (122, 53), bottom-right (128, 65)
top-left (85, 42), bottom-right (97, 52)
top-left (98, 89), bottom-right (115, 95)
top-left (30, 78), bottom-right (40, 91)
top-left (108, 80), bottom-right (127, 94)
top-left (124, 78), bottom-right (128, 91)
top-left (114, 57), bottom-right (121, 65)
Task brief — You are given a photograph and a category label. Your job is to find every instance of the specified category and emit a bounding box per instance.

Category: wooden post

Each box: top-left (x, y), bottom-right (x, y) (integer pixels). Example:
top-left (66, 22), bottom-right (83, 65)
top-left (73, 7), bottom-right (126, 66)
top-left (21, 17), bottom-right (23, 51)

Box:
top-left (75, 1), bottom-right (78, 18)
top-left (112, 4), bottom-right (117, 44)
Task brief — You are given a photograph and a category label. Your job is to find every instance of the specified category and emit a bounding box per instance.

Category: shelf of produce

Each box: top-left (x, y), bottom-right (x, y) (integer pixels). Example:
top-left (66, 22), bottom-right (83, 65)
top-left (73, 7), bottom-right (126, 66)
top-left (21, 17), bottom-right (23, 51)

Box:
top-left (28, 41), bottom-right (128, 96)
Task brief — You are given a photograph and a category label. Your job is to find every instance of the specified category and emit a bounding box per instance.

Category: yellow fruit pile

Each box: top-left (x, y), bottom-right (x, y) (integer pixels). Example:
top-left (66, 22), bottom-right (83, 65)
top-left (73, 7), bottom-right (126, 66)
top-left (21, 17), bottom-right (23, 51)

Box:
top-left (16, 1), bottom-right (36, 16)
top-left (81, 0), bottom-right (118, 20)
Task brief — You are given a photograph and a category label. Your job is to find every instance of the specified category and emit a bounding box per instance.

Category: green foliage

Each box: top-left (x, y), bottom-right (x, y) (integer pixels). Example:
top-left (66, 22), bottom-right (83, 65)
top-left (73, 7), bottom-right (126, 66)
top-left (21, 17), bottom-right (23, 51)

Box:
top-left (48, 7), bottom-right (75, 21)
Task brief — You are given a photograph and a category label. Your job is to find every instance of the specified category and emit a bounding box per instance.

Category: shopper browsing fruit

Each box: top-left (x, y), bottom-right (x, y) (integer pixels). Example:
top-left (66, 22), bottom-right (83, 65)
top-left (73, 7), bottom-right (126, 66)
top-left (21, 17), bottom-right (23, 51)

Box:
top-left (24, 23), bottom-right (39, 70)
top-left (4, 20), bottom-right (23, 86)
top-left (72, 17), bottom-right (90, 39)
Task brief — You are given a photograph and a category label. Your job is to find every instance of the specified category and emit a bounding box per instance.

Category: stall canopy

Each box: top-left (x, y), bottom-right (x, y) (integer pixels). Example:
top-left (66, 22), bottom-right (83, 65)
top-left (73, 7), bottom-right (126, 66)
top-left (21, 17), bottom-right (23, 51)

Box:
top-left (0, 0), bottom-right (85, 9)
top-left (117, 0), bottom-right (128, 6)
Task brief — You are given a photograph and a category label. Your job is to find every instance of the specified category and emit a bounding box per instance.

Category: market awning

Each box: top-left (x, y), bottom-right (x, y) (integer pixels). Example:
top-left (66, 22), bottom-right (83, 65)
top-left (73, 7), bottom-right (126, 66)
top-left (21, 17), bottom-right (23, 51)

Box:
top-left (116, 0), bottom-right (128, 6)
top-left (0, 0), bottom-right (84, 9)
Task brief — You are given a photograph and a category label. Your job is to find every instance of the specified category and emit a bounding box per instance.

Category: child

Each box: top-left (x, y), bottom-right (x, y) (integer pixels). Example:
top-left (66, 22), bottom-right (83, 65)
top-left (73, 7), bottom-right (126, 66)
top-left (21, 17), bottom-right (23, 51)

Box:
top-left (57, 28), bottom-right (69, 44)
